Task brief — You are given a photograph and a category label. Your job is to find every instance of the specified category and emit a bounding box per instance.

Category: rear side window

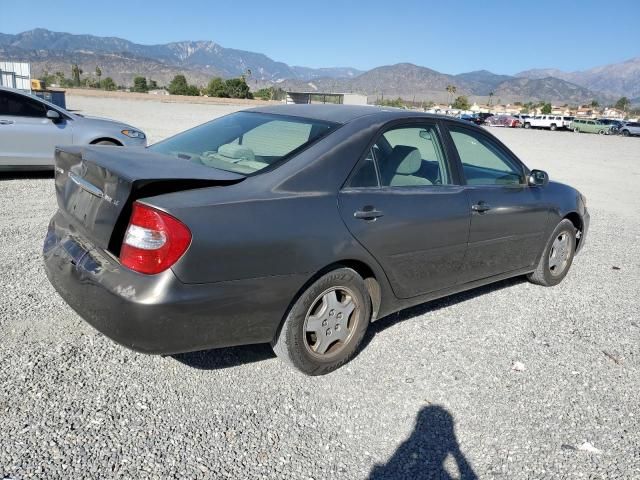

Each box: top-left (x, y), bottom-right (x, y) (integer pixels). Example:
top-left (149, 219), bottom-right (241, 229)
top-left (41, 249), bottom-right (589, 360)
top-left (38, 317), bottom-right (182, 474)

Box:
top-left (151, 112), bottom-right (337, 175)
top-left (0, 91), bottom-right (47, 117)
top-left (449, 126), bottom-right (524, 186)
top-left (377, 125), bottom-right (450, 187)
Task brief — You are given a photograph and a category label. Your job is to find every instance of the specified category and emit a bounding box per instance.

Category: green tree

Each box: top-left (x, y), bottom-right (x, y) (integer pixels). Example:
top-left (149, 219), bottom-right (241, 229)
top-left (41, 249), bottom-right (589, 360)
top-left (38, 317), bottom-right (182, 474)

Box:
top-left (71, 64), bottom-right (83, 87)
top-left (614, 96), bottom-right (630, 112)
top-left (224, 77), bottom-right (252, 99)
top-left (541, 102), bottom-right (552, 114)
top-left (95, 66), bottom-right (102, 86)
top-left (452, 95), bottom-right (470, 110)
top-left (590, 99), bottom-right (599, 108)
top-left (101, 77), bottom-right (117, 91)
top-left (168, 75), bottom-right (190, 95)
top-left (132, 76), bottom-right (149, 93)
top-left (148, 79), bottom-right (158, 89)
top-left (206, 77), bottom-right (228, 97)
top-left (54, 71), bottom-right (66, 85)
top-left (488, 91), bottom-right (494, 106)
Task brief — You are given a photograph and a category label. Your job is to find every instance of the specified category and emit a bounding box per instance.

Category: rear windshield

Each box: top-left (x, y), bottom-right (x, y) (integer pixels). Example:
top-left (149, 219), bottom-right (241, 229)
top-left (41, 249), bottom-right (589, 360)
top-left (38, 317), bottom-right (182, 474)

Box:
top-left (150, 112), bottom-right (337, 174)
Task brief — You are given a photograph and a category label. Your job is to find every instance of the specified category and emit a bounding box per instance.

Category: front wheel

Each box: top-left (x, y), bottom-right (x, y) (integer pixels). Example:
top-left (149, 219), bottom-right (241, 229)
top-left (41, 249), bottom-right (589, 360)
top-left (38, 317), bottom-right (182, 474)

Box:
top-left (527, 219), bottom-right (577, 287)
top-left (598, 129), bottom-right (606, 135)
top-left (622, 130), bottom-right (630, 137)
top-left (574, 127), bottom-right (580, 133)
top-left (524, 122), bottom-right (531, 129)
top-left (550, 124), bottom-right (557, 131)
top-left (272, 268), bottom-right (371, 375)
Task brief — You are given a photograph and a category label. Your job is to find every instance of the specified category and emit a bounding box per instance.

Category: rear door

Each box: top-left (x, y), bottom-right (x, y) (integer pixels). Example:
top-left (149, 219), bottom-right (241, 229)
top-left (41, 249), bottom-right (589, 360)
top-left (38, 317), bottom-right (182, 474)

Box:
top-left (339, 121), bottom-right (470, 299)
top-left (0, 90), bottom-right (72, 167)
top-left (445, 123), bottom-right (550, 282)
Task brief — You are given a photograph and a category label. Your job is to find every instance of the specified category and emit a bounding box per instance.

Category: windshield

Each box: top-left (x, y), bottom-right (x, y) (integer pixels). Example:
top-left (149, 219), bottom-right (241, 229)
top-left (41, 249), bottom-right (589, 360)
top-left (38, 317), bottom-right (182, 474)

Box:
top-left (150, 111), bottom-right (337, 174)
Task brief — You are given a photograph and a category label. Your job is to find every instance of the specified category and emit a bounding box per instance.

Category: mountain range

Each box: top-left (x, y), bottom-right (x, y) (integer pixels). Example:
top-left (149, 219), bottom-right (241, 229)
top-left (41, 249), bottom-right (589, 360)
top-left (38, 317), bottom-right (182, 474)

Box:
top-left (1, 28), bottom-right (637, 105)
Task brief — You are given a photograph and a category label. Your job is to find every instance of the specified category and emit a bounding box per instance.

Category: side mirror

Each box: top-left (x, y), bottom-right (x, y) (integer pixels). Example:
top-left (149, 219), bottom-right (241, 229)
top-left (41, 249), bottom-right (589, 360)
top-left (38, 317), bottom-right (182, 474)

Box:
top-left (528, 169), bottom-right (549, 187)
top-left (46, 110), bottom-right (61, 121)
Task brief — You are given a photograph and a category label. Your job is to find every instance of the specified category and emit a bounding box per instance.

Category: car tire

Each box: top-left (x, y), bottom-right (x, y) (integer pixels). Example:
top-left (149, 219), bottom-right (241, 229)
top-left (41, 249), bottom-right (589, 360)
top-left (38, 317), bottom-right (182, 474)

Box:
top-left (598, 130), bottom-right (606, 135)
top-left (574, 127), bottom-right (580, 133)
top-left (622, 130), bottom-right (630, 137)
top-left (527, 219), bottom-right (577, 287)
top-left (550, 124), bottom-right (557, 131)
top-left (524, 122), bottom-right (531, 129)
top-left (94, 140), bottom-right (118, 146)
top-left (271, 268), bottom-right (371, 375)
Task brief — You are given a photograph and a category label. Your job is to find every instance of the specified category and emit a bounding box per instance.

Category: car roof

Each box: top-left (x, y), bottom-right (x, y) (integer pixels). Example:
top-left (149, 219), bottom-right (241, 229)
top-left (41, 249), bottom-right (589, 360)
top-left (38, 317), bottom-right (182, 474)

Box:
top-left (0, 86), bottom-right (71, 114)
top-left (246, 103), bottom-right (443, 124)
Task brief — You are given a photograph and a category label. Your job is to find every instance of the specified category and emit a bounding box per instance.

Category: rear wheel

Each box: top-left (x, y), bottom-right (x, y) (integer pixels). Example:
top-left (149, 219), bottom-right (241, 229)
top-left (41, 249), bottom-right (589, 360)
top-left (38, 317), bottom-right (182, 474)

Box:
top-left (574, 127), bottom-right (580, 133)
top-left (622, 130), bottom-right (630, 137)
top-left (527, 219), bottom-right (576, 287)
top-left (94, 140), bottom-right (118, 146)
top-left (550, 124), bottom-right (557, 131)
top-left (272, 268), bottom-right (371, 375)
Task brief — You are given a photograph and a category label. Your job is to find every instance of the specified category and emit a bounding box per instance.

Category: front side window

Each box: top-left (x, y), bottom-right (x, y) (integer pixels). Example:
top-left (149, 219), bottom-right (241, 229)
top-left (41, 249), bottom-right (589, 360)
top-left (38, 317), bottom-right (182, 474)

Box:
top-left (151, 112), bottom-right (337, 174)
top-left (376, 125), bottom-right (450, 187)
top-left (0, 91), bottom-right (47, 117)
top-left (449, 126), bottom-right (524, 186)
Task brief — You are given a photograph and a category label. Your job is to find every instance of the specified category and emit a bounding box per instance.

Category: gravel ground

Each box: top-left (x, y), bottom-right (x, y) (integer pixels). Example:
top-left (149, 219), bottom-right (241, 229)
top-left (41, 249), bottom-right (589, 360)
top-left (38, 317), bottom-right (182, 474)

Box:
top-left (1, 95), bottom-right (639, 479)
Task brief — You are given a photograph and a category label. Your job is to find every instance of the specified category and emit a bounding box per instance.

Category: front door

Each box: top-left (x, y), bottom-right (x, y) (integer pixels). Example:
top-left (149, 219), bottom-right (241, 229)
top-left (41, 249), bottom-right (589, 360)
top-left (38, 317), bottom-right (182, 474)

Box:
top-left (339, 122), bottom-right (470, 299)
top-left (446, 124), bottom-right (550, 282)
top-left (0, 90), bottom-right (72, 167)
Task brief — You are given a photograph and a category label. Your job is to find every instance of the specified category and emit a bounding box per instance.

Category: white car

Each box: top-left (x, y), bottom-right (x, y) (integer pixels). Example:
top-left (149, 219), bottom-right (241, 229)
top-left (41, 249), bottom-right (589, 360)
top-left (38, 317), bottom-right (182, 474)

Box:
top-left (0, 87), bottom-right (147, 170)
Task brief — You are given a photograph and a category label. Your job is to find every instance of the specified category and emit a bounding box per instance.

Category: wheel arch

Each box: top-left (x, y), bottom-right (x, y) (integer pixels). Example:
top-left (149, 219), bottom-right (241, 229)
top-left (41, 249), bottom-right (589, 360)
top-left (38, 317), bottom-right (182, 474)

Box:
top-left (563, 211), bottom-right (583, 248)
top-left (90, 137), bottom-right (123, 146)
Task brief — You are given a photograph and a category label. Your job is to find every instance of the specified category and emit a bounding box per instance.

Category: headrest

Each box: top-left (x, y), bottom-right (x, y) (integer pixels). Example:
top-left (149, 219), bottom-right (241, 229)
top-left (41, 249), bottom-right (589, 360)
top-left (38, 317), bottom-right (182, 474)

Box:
top-left (388, 145), bottom-right (422, 175)
top-left (217, 143), bottom-right (255, 162)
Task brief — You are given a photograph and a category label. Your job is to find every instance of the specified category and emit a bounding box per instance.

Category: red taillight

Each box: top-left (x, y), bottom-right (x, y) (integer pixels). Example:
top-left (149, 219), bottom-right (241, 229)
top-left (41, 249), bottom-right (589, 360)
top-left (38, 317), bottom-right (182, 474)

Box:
top-left (120, 202), bottom-right (191, 275)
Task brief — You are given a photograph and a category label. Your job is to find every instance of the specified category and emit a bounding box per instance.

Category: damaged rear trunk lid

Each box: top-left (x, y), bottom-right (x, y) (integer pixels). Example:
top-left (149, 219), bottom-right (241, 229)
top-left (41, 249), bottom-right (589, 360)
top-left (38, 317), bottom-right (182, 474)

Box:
top-left (54, 145), bottom-right (244, 253)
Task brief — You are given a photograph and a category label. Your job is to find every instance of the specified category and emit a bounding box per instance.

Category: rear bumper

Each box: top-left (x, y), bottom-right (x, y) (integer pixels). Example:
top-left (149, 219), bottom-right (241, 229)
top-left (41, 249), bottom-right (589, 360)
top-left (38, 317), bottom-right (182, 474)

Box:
top-left (43, 212), bottom-right (304, 355)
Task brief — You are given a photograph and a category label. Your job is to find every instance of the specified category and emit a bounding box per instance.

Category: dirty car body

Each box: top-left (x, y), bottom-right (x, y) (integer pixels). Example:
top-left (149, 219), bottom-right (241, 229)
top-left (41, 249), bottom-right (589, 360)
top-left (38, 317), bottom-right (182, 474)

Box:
top-left (43, 105), bottom-right (589, 369)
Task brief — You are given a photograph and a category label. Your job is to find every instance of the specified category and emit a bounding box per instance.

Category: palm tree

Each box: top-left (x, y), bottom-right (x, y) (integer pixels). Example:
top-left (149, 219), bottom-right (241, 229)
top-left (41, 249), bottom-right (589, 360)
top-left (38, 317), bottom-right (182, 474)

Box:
top-left (488, 91), bottom-right (494, 107)
top-left (445, 85), bottom-right (457, 106)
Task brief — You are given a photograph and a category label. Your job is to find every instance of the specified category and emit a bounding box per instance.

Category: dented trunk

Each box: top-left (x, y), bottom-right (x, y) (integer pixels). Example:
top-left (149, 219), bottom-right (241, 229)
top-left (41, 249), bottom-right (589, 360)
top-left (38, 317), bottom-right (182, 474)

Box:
top-left (54, 145), bottom-right (244, 253)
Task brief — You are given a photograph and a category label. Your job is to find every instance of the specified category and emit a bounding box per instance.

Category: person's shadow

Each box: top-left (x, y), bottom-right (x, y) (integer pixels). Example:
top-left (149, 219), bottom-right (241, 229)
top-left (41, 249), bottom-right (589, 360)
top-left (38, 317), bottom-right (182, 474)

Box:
top-left (369, 405), bottom-right (478, 480)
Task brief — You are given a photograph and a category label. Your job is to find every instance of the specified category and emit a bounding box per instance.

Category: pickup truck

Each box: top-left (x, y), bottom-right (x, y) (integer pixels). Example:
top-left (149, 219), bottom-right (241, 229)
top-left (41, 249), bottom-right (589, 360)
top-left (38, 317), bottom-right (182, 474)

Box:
top-left (523, 115), bottom-right (568, 131)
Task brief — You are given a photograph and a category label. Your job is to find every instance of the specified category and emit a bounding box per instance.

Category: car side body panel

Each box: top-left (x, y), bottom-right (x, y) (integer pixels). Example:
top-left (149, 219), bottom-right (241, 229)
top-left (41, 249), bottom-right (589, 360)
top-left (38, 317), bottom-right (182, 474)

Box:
top-left (43, 106), bottom-right (590, 355)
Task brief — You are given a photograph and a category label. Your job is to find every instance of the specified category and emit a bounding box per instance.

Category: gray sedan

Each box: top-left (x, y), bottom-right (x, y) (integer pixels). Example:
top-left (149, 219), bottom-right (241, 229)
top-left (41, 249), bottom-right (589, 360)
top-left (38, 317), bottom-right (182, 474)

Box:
top-left (43, 105), bottom-right (589, 375)
top-left (0, 86), bottom-right (146, 170)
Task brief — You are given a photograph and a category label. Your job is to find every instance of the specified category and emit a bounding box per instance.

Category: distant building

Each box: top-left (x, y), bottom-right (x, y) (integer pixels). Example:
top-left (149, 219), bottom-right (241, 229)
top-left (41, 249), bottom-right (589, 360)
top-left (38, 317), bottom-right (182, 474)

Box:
top-left (285, 91), bottom-right (368, 105)
top-left (0, 61), bottom-right (31, 91)
top-left (601, 107), bottom-right (625, 119)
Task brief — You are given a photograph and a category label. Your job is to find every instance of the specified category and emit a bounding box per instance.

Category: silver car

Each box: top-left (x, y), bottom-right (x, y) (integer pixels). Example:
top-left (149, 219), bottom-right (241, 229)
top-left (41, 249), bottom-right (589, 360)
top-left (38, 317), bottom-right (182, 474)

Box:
top-left (0, 87), bottom-right (146, 170)
top-left (620, 121), bottom-right (640, 137)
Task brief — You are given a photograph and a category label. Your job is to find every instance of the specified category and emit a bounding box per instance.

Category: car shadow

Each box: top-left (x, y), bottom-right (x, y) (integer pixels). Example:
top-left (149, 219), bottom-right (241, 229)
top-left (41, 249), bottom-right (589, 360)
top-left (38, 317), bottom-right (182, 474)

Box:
top-left (369, 404), bottom-right (478, 479)
top-left (173, 276), bottom-right (525, 371)
top-left (361, 276), bottom-right (526, 351)
top-left (0, 171), bottom-right (54, 181)
top-left (172, 343), bottom-right (276, 370)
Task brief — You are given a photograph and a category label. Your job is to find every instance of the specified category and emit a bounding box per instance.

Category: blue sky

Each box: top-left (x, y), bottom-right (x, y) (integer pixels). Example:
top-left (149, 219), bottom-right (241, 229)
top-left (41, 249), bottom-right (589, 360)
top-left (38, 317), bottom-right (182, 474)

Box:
top-left (1, 0), bottom-right (638, 74)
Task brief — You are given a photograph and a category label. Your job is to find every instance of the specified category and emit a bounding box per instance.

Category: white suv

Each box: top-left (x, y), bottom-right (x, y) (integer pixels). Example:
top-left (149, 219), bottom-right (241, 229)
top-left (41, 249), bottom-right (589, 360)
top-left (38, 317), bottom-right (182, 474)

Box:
top-left (523, 115), bottom-right (566, 131)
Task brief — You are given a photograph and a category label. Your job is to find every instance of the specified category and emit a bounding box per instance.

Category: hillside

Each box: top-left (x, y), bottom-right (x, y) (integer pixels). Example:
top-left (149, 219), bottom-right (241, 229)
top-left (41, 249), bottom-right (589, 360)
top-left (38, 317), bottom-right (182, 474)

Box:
top-left (517, 57), bottom-right (640, 99)
top-left (0, 28), bottom-right (633, 104)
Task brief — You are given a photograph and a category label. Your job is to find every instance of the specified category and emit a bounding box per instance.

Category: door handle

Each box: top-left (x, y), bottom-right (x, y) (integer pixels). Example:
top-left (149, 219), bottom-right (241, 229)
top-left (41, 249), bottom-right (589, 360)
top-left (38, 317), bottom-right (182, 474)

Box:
top-left (471, 202), bottom-right (491, 213)
top-left (354, 207), bottom-right (384, 220)
top-left (0, 120), bottom-right (14, 125)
